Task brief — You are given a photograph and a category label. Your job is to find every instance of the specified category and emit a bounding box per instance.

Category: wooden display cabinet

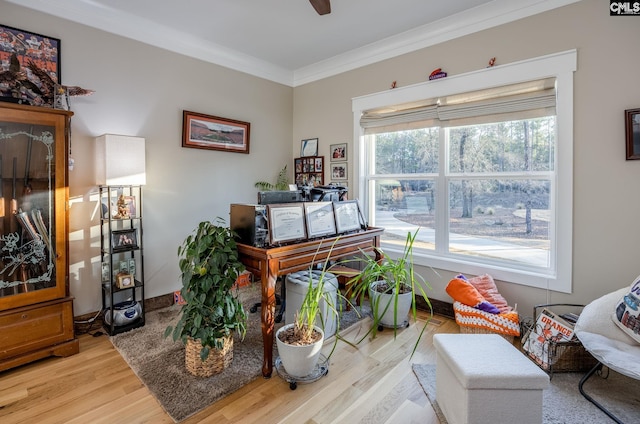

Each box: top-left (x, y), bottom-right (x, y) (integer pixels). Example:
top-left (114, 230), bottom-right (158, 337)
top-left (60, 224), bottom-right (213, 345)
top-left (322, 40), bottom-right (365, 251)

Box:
top-left (0, 102), bottom-right (78, 371)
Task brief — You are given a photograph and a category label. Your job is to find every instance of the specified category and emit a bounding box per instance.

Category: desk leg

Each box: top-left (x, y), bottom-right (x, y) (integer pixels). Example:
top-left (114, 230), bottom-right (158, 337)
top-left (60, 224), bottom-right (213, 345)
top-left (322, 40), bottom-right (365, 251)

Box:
top-left (261, 260), bottom-right (277, 378)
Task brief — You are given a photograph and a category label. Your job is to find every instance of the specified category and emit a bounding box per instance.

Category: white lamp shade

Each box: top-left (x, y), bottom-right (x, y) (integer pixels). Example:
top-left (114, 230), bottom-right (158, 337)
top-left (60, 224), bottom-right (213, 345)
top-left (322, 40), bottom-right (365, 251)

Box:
top-left (95, 134), bottom-right (146, 185)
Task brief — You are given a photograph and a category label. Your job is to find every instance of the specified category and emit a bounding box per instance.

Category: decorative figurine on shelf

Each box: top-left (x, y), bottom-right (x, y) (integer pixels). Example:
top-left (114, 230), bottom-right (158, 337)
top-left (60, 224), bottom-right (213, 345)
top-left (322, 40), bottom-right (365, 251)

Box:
top-left (25, 59), bottom-right (94, 107)
top-left (428, 68), bottom-right (447, 81)
top-left (114, 195), bottom-right (129, 219)
top-left (487, 57), bottom-right (497, 68)
top-left (0, 53), bottom-right (94, 107)
top-left (391, 80), bottom-right (397, 89)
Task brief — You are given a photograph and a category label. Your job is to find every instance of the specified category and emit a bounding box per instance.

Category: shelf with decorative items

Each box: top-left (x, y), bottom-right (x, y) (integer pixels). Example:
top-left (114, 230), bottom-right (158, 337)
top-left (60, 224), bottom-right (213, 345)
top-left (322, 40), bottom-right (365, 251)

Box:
top-left (95, 133), bottom-right (147, 336)
top-left (99, 185), bottom-right (145, 335)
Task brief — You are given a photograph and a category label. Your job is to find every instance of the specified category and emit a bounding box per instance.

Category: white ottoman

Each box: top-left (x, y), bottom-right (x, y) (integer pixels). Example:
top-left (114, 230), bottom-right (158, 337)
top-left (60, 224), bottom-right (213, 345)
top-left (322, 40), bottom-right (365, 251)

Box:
top-left (433, 333), bottom-right (549, 424)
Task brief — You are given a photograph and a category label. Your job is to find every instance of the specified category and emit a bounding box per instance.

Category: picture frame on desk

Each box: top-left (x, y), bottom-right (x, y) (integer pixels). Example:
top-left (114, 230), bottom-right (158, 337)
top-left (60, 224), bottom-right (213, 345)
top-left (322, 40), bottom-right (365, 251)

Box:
top-left (334, 200), bottom-right (362, 234)
top-left (267, 203), bottom-right (307, 245)
top-left (304, 201), bottom-right (336, 238)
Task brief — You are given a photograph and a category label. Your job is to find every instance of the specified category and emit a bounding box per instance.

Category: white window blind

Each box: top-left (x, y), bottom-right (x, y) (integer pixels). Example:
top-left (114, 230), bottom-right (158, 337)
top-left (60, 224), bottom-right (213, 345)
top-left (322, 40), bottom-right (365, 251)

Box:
top-left (360, 78), bottom-right (556, 133)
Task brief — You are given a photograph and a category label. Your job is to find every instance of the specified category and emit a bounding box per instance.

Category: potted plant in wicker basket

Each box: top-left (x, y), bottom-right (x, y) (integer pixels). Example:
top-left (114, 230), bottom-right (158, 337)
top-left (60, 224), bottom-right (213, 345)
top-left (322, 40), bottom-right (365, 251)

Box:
top-left (165, 218), bottom-right (247, 377)
top-left (348, 230), bottom-right (432, 355)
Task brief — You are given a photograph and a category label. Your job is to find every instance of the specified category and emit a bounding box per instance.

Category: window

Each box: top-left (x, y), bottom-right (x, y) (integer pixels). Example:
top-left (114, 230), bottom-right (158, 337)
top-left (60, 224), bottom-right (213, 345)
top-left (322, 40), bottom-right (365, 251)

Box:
top-left (352, 51), bottom-right (576, 292)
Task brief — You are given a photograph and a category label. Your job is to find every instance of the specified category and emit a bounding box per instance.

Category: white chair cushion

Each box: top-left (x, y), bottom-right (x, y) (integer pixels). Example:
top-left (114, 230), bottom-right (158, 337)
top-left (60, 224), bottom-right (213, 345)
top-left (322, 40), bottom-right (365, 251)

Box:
top-left (575, 287), bottom-right (640, 380)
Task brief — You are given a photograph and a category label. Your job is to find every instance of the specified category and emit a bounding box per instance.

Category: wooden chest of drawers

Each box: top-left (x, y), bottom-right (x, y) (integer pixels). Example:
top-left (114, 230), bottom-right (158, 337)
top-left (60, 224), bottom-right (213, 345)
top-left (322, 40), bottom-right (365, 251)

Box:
top-left (0, 297), bottom-right (79, 371)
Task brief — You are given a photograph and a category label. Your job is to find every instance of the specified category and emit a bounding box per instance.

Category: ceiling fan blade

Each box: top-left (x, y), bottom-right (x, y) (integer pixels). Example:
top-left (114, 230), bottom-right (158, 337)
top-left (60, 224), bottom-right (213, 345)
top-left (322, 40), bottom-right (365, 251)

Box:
top-left (309, 0), bottom-right (331, 15)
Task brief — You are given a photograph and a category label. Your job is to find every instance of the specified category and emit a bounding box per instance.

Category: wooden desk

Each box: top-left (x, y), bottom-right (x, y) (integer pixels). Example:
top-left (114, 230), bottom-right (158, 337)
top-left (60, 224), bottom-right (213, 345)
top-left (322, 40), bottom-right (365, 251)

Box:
top-left (237, 227), bottom-right (383, 378)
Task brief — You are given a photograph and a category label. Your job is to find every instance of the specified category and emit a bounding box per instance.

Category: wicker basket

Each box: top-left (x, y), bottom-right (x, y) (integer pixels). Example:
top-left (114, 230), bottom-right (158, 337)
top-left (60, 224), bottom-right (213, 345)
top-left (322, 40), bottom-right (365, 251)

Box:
top-left (459, 324), bottom-right (515, 343)
top-left (185, 336), bottom-right (233, 377)
top-left (520, 321), bottom-right (597, 374)
top-left (520, 304), bottom-right (598, 375)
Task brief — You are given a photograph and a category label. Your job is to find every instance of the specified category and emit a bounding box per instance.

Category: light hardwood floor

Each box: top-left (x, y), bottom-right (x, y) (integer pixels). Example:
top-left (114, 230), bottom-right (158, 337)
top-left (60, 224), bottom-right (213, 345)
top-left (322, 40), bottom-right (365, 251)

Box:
top-left (0, 311), bottom-right (458, 424)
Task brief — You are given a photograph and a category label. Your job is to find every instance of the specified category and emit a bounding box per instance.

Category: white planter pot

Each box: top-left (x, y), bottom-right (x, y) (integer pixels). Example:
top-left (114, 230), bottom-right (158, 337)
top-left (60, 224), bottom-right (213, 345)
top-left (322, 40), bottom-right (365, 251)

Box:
top-left (276, 323), bottom-right (324, 378)
top-left (369, 280), bottom-right (412, 328)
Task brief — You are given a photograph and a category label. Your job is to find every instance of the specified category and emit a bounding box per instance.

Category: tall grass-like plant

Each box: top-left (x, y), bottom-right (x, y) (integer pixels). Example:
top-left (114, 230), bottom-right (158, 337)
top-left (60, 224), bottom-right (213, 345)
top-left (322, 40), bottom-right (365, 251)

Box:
top-left (165, 218), bottom-right (247, 361)
top-left (348, 230), bottom-right (432, 356)
top-left (292, 268), bottom-right (328, 345)
top-left (279, 239), bottom-right (357, 353)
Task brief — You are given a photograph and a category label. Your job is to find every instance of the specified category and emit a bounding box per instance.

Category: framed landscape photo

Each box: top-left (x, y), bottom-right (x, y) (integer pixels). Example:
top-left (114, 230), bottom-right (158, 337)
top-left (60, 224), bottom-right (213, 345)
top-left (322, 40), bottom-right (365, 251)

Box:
top-left (301, 138), bottom-right (318, 157)
top-left (330, 143), bottom-right (347, 161)
top-left (0, 24), bottom-right (61, 106)
top-left (625, 108), bottom-right (640, 160)
top-left (182, 110), bottom-right (250, 154)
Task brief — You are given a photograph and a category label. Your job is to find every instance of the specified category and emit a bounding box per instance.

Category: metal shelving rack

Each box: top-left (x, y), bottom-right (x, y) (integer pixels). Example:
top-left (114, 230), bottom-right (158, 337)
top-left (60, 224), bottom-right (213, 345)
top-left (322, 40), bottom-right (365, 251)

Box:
top-left (99, 185), bottom-right (145, 335)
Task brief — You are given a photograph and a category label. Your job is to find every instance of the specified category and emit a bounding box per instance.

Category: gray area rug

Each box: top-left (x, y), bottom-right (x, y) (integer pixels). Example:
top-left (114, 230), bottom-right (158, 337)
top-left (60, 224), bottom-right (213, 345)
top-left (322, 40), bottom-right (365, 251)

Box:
top-left (110, 289), bottom-right (369, 422)
top-left (412, 363), bottom-right (640, 424)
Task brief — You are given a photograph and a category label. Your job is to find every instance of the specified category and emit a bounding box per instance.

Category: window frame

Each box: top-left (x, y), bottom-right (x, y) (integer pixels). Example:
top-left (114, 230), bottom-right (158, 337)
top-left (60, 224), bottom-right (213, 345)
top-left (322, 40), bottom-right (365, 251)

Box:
top-left (352, 50), bottom-right (577, 293)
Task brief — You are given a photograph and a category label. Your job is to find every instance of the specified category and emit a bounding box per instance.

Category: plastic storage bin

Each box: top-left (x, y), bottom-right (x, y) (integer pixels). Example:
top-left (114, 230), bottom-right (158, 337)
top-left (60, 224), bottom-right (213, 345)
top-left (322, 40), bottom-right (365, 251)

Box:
top-left (285, 270), bottom-right (338, 338)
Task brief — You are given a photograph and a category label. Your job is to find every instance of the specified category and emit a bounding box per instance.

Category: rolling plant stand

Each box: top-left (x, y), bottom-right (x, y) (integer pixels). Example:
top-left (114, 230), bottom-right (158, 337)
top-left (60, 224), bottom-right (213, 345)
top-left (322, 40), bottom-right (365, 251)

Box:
top-left (275, 354), bottom-right (329, 390)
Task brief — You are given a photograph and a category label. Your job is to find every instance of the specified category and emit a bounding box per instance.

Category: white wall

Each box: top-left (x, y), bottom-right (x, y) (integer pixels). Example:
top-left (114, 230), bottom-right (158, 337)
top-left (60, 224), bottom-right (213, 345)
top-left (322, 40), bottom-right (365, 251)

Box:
top-left (4, 0), bottom-right (640, 318)
top-left (2, 2), bottom-right (294, 315)
top-left (294, 0), bottom-right (640, 316)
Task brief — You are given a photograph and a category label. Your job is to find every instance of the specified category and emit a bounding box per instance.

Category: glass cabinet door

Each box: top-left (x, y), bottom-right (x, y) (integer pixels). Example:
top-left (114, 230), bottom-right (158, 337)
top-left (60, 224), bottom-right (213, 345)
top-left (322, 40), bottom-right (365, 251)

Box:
top-left (0, 104), bottom-right (71, 309)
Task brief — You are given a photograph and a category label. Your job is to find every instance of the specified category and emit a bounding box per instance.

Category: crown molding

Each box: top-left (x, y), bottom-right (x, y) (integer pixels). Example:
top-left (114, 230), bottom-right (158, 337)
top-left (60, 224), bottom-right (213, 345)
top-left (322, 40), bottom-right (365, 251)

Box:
top-left (8, 0), bottom-right (580, 88)
top-left (292, 0), bottom-right (581, 86)
top-left (6, 0), bottom-right (294, 85)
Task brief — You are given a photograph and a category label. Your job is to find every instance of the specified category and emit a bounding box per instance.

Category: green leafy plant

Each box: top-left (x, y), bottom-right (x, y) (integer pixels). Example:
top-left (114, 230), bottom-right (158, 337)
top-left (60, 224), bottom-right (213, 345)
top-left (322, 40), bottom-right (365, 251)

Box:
top-left (347, 230), bottom-right (432, 356)
top-left (165, 218), bottom-right (247, 361)
top-left (254, 165), bottom-right (290, 191)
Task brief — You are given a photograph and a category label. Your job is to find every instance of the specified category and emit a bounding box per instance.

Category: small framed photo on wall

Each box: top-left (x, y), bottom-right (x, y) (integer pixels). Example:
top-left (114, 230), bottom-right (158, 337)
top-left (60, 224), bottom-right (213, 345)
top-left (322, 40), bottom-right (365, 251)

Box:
top-left (301, 138), bottom-right (319, 157)
top-left (330, 143), bottom-right (347, 161)
top-left (625, 108), bottom-right (640, 160)
top-left (331, 162), bottom-right (348, 180)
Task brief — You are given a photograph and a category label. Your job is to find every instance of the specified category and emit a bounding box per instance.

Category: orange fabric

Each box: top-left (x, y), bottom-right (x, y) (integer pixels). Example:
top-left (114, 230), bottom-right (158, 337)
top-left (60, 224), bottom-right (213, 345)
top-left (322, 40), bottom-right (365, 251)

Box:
top-left (468, 274), bottom-right (512, 313)
top-left (446, 277), bottom-right (485, 307)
